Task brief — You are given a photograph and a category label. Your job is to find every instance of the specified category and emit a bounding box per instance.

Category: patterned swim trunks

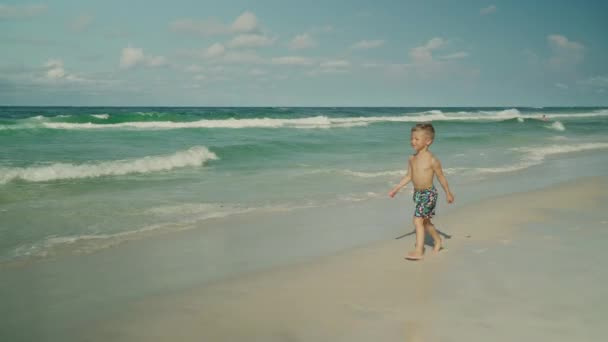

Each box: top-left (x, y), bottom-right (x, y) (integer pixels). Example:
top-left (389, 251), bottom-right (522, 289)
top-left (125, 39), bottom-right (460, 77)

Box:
top-left (413, 186), bottom-right (438, 218)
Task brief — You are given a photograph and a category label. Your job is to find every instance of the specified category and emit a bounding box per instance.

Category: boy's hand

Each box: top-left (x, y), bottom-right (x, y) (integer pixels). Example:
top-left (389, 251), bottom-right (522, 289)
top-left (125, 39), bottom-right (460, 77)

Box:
top-left (388, 189), bottom-right (398, 198)
top-left (446, 192), bottom-right (454, 203)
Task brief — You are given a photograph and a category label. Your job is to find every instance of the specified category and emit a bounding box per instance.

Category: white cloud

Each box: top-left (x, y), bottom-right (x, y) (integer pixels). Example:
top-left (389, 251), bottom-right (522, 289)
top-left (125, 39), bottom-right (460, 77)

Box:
top-left (547, 34), bottom-right (584, 68)
top-left (204, 43), bottom-right (225, 58)
top-left (314, 59), bottom-right (351, 74)
top-left (548, 34), bottom-right (584, 50)
top-left (70, 14), bottom-right (93, 32)
top-left (120, 46), bottom-right (167, 68)
top-left (228, 34), bottom-right (275, 48)
top-left (400, 38), bottom-right (471, 79)
top-left (480, 5), bottom-right (497, 15)
top-left (288, 33), bottom-right (317, 49)
top-left (146, 56), bottom-right (167, 67)
top-left (170, 11), bottom-right (259, 36)
top-left (0, 4), bottom-right (47, 19)
top-left (351, 39), bottom-right (384, 49)
top-left (320, 60), bottom-right (350, 68)
top-left (45, 59), bottom-right (66, 79)
top-left (231, 11), bottom-right (258, 33)
top-left (439, 52), bottom-right (468, 60)
top-left (271, 56), bottom-right (314, 66)
top-left (222, 50), bottom-right (263, 64)
top-left (179, 45), bottom-right (263, 65)
top-left (42, 59), bottom-right (85, 82)
top-left (120, 47), bottom-right (145, 68)
top-left (409, 37), bottom-right (445, 64)
top-left (555, 83), bottom-right (568, 89)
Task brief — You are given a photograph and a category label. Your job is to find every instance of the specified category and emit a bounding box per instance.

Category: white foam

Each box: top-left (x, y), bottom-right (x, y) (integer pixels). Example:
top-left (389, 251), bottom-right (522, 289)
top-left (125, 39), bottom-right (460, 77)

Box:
top-left (547, 121), bottom-right (565, 131)
top-left (337, 192), bottom-right (381, 202)
top-left (0, 146), bottom-right (218, 184)
top-left (91, 114), bottom-right (109, 119)
top-left (516, 142), bottom-right (608, 162)
top-left (10, 192), bottom-right (384, 260)
top-left (537, 109), bottom-right (608, 119)
top-left (4, 108), bottom-right (602, 131)
top-left (341, 169), bottom-right (406, 178)
top-left (471, 164), bottom-right (532, 175)
top-left (43, 116), bottom-right (335, 130)
top-left (302, 168), bottom-right (404, 179)
top-left (302, 167), bottom-right (462, 179)
top-left (473, 142), bottom-right (608, 175)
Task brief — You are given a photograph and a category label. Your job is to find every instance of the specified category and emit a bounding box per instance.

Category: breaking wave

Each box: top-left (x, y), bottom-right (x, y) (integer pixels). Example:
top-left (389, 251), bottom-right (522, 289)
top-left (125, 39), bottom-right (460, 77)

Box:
top-left (0, 146), bottom-right (217, 184)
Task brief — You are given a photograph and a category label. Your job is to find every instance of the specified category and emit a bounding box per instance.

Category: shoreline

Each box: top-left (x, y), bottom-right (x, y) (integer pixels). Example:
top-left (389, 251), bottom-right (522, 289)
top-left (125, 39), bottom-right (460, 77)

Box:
top-left (79, 175), bottom-right (608, 342)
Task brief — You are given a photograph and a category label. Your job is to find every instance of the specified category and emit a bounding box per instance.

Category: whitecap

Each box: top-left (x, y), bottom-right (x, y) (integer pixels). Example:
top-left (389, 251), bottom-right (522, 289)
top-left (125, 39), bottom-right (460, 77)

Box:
top-left (0, 146), bottom-right (218, 184)
top-left (91, 114), bottom-right (110, 119)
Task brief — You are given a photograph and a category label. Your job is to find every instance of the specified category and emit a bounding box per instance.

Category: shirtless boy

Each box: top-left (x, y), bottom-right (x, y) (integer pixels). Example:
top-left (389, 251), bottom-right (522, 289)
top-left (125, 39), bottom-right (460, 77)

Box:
top-left (389, 123), bottom-right (454, 260)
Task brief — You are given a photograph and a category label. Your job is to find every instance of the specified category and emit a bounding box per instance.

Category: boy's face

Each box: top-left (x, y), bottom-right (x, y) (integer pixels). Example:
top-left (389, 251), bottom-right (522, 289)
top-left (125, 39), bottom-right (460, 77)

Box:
top-left (410, 130), bottom-right (432, 151)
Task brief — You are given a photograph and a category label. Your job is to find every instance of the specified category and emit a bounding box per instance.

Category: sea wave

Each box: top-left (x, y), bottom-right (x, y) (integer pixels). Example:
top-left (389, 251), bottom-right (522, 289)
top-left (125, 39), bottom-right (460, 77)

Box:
top-left (10, 203), bottom-right (256, 261)
top-left (473, 142), bottom-right (608, 175)
top-left (91, 114), bottom-right (110, 119)
top-left (0, 146), bottom-right (217, 184)
top-left (546, 121), bottom-right (565, 131)
top-left (517, 142), bottom-right (608, 163)
top-left (302, 167), bottom-right (460, 178)
top-left (1, 108), bottom-right (606, 130)
top-left (293, 142), bottom-right (608, 180)
top-left (39, 113), bottom-right (508, 130)
top-left (6, 192), bottom-right (382, 262)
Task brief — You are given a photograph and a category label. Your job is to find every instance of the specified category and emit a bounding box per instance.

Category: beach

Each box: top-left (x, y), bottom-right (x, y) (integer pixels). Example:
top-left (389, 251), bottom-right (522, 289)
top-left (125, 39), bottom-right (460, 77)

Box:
top-left (2, 107), bottom-right (608, 341)
top-left (2, 176), bottom-right (607, 341)
top-left (77, 176), bottom-right (607, 342)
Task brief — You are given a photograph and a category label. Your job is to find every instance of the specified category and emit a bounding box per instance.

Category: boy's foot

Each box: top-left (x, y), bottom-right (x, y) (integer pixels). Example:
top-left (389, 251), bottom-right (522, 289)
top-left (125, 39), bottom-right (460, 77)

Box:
top-left (433, 240), bottom-right (443, 253)
top-left (405, 250), bottom-right (424, 261)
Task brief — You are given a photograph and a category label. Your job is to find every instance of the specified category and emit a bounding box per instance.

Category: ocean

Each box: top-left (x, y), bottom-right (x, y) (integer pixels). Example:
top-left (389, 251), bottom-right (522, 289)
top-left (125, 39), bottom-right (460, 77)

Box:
top-left (1, 106), bottom-right (608, 264)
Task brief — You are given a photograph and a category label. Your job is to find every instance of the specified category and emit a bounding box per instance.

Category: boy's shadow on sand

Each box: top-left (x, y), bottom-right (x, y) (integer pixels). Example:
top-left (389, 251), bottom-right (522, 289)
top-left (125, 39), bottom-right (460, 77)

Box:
top-left (395, 229), bottom-right (452, 247)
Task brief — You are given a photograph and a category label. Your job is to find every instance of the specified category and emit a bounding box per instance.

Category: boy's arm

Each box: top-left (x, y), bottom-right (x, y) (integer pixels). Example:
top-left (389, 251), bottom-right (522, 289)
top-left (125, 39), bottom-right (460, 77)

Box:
top-left (389, 157), bottom-right (413, 198)
top-left (432, 157), bottom-right (454, 203)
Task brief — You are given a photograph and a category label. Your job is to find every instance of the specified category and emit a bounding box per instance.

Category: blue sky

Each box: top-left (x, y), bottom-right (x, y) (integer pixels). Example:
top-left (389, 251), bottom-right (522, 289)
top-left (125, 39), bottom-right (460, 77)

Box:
top-left (1, 0), bottom-right (607, 106)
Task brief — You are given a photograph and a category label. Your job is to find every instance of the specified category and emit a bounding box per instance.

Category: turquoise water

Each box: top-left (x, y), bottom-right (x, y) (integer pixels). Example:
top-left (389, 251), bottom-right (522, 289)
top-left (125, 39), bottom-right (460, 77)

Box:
top-left (1, 106), bottom-right (608, 263)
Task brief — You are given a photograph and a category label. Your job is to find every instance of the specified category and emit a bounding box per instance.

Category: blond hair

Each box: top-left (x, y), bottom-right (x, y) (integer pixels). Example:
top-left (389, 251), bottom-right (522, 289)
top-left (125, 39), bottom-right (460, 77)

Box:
top-left (411, 123), bottom-right (435, 140)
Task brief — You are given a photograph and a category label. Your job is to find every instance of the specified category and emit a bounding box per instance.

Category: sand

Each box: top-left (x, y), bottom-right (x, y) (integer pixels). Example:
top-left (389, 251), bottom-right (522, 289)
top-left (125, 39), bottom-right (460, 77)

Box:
top-left (80, 176), bottom-right (608, 342)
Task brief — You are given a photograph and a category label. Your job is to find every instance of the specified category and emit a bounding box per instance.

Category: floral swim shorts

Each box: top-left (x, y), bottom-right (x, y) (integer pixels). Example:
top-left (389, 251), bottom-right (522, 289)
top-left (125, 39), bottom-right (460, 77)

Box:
top-left (413, 186), bottom-right (438, 218)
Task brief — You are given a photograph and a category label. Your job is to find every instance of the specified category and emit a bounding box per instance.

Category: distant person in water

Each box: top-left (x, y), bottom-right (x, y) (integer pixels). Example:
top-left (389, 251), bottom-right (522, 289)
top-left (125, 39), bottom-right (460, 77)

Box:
top-left (388, 123), bottom-right (455, 260)
top-left (542, 114), bottom-right (549, 121)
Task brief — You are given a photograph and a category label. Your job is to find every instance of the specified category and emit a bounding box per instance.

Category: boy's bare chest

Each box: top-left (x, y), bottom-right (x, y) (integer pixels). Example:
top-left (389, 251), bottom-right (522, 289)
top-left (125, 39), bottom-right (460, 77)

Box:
top-left (411, 156), bottom-right (432, 172)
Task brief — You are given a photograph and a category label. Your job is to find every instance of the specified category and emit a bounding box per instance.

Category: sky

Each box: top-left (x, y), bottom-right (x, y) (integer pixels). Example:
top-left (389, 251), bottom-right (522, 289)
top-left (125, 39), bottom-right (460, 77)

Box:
top-left (1, 0), bottom-right (607, 106)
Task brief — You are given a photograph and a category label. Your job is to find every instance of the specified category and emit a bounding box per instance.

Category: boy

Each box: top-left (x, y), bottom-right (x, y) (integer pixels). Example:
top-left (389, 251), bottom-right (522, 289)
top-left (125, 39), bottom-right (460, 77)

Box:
top-left (388, 123), bottom-right (454, 260)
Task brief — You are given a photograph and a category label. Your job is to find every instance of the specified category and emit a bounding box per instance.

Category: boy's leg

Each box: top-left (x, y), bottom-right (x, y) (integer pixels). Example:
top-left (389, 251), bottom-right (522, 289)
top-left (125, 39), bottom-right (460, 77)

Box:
top-left (424, 218), bottom-right (442, 252)
top-left (406, 217), bottom-right (425, 260)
